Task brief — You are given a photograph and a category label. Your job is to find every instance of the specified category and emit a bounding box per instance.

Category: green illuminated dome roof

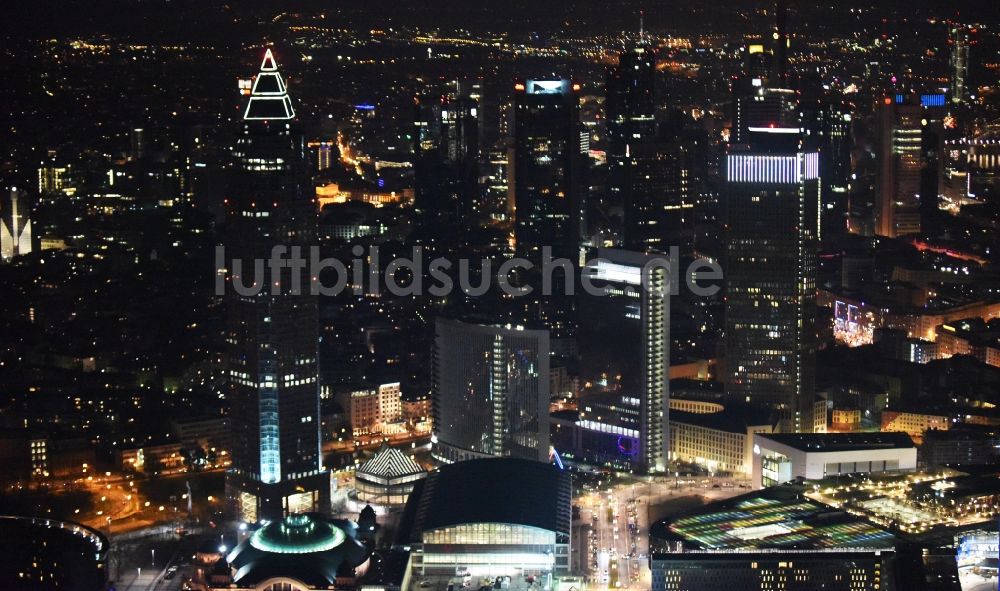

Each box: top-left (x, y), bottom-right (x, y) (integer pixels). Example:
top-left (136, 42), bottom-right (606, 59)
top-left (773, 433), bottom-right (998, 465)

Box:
top-left (249, 514), bottom-right (346, 554)
top-left (228, 513), bottom-right (370, 586)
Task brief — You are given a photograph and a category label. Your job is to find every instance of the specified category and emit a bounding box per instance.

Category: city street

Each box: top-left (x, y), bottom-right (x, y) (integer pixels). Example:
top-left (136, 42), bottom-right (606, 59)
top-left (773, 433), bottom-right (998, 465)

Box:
top-left (574, 474), bottom-right (748, 588)
top-left (109, 524), bottom-right (217, 591)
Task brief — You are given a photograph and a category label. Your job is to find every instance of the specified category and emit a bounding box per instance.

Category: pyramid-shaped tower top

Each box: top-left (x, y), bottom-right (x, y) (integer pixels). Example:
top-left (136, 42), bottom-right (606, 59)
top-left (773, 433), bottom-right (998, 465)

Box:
top-left (260, 48), bottom-right (278, 72)
top-left (244, 48), bottom-right (295, 121)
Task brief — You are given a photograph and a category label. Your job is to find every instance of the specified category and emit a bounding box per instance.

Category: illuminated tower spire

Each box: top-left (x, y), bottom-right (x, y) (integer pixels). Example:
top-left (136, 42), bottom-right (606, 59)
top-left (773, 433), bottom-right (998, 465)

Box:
top-left (244, 48), bottom-right (295, 120)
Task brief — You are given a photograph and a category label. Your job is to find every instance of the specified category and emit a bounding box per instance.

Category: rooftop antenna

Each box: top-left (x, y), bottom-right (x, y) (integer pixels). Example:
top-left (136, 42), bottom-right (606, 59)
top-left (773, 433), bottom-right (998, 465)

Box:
top-left (639, 9), bottom-right (645, 42)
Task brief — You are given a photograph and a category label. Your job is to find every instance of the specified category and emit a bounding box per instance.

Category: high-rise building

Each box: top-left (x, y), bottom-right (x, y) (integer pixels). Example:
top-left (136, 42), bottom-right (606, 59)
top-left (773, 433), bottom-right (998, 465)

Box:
top-left (432, 317), bottom-right (550, 463)
top-left (723, 128), bottom-right (820, 433)
top-left (874, 94), bottom-right (944, 238)
top-left (949, 23), bottom-right (971, 104)
top-left (223, 49), bottom-right (329, 523)
top-left (413, 81), bottom-right (481, 221)
top-left (800, 99), bottom-right (853, 237)
top-left (578, 249), bottom-right (670, 473)
top-left (1, 187), bottom-right (33, 262)
top-left (621, 143), bottom-right (693, 253)
top-left (732, 86), bottom-right (797, 146)
top-left (731, 1), bottom-right (796, 146)
top-left (606, 43), bottom-right (656, 168)
top-left (510, 79), bottom-right (584, 262)
top-left (605, 44), bottom-right (692, 253)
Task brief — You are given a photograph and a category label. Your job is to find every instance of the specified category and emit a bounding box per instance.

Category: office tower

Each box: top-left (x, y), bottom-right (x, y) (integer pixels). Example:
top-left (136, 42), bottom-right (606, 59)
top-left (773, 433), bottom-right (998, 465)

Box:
top-left (874, 94), bottom-right (944, 238)
top-left (731, 1), bottom-right (796, 146)
top-left (724, 128), bottom-right (820, 433)
top-left (432, 317), bottom-right (550, 463)
top-left (130, 127), bottom-right (146, 162)
top-left (223, 49), bottom-right (328, 523)
top-left (578, 249), bottom-right (670, 473)
top-left (742, 43), bottom-right (773, 82)
top-left (621, 143), bottom-right (693, 254)
top-left (0, 187), bottom-right (33, 262)
top-left (950, 24), bottom-right (971, 104)
top-left (510, 79), bottom-right (584, 261)
top-left (732, 86), bottom-right (797, 146)
top-left (605, 44), bottom-right (692, 253)
top-left (800, 99), bottom-right (853, 237)
top-left (606, 44), bottom-right (657, 166)
top-left (413, 81), bottom-right (481, 221)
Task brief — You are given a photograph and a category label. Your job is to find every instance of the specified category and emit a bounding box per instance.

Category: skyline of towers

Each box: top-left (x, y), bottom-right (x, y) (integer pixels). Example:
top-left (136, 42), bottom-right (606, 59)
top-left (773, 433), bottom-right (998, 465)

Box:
top-left (606, 43), bottom-right (693, 254)
top-left (223, 49), bottom-right (329, 523)
top-left (432, 316), bottom-right (550, 463)
top-left (723, 128), bottom-right (821, 434)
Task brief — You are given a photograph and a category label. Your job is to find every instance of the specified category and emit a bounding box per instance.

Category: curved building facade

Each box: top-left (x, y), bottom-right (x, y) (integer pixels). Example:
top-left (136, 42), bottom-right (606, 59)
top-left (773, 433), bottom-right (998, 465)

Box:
top-left (398, 458), bottom-right (572, 580)
top-left (0, 515), bottom-right (108, 591)
top-left (432, 318), bottom-right (550, 463)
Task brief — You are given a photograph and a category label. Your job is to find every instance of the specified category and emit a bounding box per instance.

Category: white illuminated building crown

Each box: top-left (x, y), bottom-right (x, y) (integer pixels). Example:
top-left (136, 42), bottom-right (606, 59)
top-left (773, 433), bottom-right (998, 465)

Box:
top-left (244, 48), bottom-right (295, 121)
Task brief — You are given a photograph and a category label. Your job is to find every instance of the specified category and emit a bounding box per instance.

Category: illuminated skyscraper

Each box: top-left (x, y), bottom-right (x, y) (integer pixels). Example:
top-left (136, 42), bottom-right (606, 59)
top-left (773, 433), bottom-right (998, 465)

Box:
top-left (0, 187), bottom-right (33, 263)
top-left (731, 1), bottom-right (796, 146)
top-left (510, 79), bottom-right (584, 261)
top-left (800, 99), bottom-right (853, 237)
top-left (732, 86), bottom-right (797, 146)
top-left (223, 49), bottom-right (329, 523)
top-left (950, 24), bottom-right (971, 104)
top-left (606, 43), bottom-right (656, 167)
top-left (723, 128), bottom-right (821, 433)
top-left (578, 249), bottom-right (670, 473)
top-left (874, 94), bottom-right (944, 238)
top-left (771, 0), bottom-right (789, 86)
top-left (432, 317), bottom-right (550, 463)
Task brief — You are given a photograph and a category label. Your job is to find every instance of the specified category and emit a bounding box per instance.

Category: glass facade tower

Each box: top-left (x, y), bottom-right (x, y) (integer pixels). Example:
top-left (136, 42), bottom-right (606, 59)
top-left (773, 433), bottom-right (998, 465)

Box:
top-left (224, 49), bottom-right (329, 523)
top-left (723, 128), bottom-right (820, 433)
top-left (432, 317), bottom-right (550, 463)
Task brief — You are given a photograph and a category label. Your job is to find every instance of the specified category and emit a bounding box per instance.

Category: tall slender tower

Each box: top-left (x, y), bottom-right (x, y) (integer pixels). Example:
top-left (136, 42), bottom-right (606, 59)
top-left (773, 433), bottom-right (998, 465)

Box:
top-left (0, 187), bottom-right (33, 262)
top-left (510, 79), bottom-right (584, 262)
top-left (606, 41), bottom-right (691, 253)
top-left (949, 24), bottom-right (971, 104)
top-left (724, 128), bottom-right (820, 433)
top-left (579, 249), bottom-right (670, 474)
top-left (224, 49), bottom-right (329, 523)
top-left (874, 94), bottom-right (944, 238)
top-left (413, 81), bottom-right (481, 222)
top-left (771, 0), bottom-right (789, 87)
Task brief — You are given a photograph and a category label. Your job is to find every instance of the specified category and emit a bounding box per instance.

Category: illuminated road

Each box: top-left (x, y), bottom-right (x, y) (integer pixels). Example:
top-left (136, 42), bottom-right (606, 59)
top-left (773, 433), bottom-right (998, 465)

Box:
top-left (575, 475), bottom-right (748, 589)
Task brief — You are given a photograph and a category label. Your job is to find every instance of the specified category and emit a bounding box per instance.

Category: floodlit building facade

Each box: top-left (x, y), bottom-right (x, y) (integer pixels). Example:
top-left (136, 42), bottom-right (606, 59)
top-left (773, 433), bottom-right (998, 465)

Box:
top-left (751, 432), bottom-right (917, 489)
top-left (350, 382), bottom-right (404, 436)
top-left (398, 458), bottom-right (572, 581)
